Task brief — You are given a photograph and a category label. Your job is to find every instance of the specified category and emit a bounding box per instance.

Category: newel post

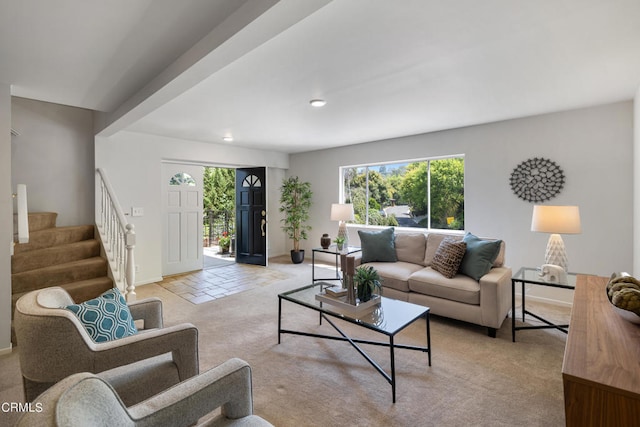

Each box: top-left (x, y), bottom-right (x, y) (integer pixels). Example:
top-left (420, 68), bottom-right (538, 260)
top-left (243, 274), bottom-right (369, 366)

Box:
top-left (125, 223), bottom-right (136, 301)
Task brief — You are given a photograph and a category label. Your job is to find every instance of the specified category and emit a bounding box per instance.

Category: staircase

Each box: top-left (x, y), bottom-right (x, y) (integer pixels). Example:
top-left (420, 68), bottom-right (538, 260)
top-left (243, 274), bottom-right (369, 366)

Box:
top-left (11, 212), bottom-right (114, 315)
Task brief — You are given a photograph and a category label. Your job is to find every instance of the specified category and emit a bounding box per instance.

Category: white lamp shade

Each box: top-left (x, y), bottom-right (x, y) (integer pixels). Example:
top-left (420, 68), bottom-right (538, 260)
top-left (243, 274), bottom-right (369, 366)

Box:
top-left (531, 205), bottom-right (581, 234)
top-left (331, 203), bottom-right (355, 221)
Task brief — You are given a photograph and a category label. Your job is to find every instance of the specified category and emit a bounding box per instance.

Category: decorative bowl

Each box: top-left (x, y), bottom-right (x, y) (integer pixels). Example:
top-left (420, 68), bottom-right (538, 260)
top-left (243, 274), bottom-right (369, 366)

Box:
top-left (611, 305), bottom-right (640, 324)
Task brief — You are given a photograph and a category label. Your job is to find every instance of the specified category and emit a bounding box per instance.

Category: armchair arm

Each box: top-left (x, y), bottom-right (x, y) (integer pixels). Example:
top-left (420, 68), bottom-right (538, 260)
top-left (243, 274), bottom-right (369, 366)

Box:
top-left (92, 323), bottom-right (199, 381)
top-left (128, 358), bottom-right (272, 426)
top-left (128, 297), bottom-right (163, 329)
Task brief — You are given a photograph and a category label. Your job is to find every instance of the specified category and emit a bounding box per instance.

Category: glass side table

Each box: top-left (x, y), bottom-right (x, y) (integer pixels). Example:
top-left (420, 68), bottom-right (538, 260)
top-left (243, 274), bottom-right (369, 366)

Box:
top-left (511, 267), bottom-right (580, 342)
top-left (311, 245), bottom-right (361, 283)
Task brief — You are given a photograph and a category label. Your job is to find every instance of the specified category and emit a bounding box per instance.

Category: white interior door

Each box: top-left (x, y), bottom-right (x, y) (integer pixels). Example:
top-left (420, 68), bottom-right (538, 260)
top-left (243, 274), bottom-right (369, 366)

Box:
top-left (162, 163), bottom-right (203, 276)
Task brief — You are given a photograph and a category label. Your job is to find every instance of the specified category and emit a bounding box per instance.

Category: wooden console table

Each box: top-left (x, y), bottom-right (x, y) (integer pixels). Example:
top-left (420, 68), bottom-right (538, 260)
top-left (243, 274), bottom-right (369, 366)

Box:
top-left (562, 275), bottom-right (640, 426)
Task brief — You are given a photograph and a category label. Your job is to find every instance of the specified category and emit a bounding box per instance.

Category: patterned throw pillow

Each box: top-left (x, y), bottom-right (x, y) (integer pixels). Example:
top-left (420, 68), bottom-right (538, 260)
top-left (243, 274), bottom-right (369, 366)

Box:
top-left (431, 238), bottom-right (467, 279)
top-left (65, 288), bottom-right (137, 342)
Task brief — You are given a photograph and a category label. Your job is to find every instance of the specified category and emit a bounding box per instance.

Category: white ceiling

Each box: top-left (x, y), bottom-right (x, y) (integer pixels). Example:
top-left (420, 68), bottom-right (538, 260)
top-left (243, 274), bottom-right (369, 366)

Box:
top-left (3, 0), bottom-right (640, 154)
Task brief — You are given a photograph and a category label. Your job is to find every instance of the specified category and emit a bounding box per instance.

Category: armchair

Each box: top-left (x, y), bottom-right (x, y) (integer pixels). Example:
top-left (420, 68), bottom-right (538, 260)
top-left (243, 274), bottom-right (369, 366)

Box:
top-left (13, 287), bottom-right (199, 405)
top-left (17, 358), bottom-right (273, 427)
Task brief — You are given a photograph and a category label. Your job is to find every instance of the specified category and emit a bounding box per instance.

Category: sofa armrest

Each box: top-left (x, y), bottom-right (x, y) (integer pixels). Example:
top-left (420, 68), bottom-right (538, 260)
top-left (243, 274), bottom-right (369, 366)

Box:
top-left (128, 297), bottom-right (163, 329)
top-left (128, 358), bottom-right (272, 426)
top-left (478, 267), bottom-right (513, 329)
top-left (92, 323), bottom-right (199, 381)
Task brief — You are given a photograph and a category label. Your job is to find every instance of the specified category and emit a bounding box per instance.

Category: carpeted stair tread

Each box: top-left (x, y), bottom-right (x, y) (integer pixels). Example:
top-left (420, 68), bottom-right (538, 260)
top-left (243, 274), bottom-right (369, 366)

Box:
top-left (11, 257), bottom-right (108, 295)
top-left (11, 239), bottom-right (100, 274)
top-left (13, 225), bottom-right (95, 254)
top-left (13, 212), bottom-right (58, 234)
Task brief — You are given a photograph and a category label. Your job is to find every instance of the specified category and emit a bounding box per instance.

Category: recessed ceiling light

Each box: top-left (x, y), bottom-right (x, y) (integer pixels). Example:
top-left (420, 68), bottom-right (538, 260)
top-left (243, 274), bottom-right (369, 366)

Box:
top-left (309, 99), bottom-right (326, 107)
top-left (223, 136), bottom-right (233, 142)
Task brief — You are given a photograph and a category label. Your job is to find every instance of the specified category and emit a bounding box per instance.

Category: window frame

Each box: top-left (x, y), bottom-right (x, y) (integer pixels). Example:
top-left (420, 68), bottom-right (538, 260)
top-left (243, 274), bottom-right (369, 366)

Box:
top-left (339, 154), bottom-right (465, 231)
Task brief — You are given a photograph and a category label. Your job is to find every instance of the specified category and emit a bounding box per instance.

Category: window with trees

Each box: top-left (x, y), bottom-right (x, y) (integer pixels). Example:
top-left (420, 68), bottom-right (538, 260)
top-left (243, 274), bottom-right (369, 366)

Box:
top-left (341, 156), bottom-right (464, 230)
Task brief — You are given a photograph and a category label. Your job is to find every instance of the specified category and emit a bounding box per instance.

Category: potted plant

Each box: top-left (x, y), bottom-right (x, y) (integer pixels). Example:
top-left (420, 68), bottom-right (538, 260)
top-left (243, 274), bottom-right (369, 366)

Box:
top-left (354, 265), bottom-right (382, 302)
top-left (279, 176), bottom-right (313, 264)
top-left (218, 231), bottom-right (231, 254)
top-left (333, 236), bottom-right (346, 251)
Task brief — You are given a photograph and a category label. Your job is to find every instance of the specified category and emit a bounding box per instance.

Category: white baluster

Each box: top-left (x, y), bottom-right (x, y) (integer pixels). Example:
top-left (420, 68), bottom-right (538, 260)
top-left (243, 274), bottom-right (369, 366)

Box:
top-left (125, 223), bottom-right (136, 301)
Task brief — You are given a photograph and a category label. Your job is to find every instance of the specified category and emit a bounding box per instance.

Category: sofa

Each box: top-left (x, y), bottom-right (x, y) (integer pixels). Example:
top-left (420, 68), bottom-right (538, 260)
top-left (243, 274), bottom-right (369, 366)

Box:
top-left (353, 228), bottom-right (512, 337)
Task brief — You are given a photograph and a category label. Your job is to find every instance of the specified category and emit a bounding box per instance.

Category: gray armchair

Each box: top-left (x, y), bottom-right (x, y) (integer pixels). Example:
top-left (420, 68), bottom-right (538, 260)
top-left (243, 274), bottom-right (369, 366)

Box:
top-left (14, 287), bottom-right (199, 405)
top-left (17, 358), bottom-right (273, 427)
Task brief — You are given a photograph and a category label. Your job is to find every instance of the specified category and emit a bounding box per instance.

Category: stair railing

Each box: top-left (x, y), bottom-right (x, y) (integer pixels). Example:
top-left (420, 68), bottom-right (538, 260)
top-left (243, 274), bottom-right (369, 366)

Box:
top-left (95, 168), bottom-right (136, 301)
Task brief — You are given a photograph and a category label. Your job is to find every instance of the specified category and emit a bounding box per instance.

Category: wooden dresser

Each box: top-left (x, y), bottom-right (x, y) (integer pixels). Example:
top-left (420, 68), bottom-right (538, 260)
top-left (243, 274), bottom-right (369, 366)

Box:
top-left (562, 275), bottom-right (640, 426)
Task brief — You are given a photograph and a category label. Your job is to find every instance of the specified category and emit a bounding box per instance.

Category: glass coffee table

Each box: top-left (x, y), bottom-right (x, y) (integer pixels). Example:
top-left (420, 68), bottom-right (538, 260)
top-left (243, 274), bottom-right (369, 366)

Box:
top-left (278, 282), bottom-right (431, 403)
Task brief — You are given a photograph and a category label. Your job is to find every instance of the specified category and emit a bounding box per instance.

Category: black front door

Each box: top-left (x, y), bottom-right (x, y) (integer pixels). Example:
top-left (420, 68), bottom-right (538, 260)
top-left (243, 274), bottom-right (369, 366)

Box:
top-left (235, 167), bottom-right (267, 266)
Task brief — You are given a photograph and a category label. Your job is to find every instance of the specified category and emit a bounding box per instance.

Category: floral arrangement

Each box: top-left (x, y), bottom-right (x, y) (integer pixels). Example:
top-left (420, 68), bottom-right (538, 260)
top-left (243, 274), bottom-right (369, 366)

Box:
top-left (219, 231), bottom-right (231, 249)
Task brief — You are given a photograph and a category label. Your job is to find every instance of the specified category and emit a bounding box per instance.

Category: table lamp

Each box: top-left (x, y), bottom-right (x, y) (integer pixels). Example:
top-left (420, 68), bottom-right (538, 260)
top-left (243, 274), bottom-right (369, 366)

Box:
top-left (331, 203), bottom-right (354, 249)
top-left (531, 205), bottom-right (581, 272)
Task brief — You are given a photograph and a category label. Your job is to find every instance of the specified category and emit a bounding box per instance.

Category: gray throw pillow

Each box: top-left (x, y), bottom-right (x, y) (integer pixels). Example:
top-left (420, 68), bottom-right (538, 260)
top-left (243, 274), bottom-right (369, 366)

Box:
top-left (431, 238), bottom-right (467, 279)
top-left (358, 228), bottom-right (397, 263)
top-left (459, 232), bottom-right (502, 281)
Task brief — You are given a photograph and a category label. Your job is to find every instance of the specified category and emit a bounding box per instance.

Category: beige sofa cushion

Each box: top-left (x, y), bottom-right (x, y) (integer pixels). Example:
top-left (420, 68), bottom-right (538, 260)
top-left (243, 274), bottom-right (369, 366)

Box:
top-left (394, 233), bottom-right (426, 266)
top-left (361, 261), bottom-right (424, 292)
top-left (408, 267), bottom-right (481, 305)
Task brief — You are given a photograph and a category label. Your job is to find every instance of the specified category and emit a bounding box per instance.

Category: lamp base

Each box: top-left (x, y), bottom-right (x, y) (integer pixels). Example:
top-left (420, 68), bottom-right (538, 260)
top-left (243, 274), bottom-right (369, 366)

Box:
top-left (337, 222), bottom-right (349, 249)
top-left (545, 234), bottom-right (568, 271)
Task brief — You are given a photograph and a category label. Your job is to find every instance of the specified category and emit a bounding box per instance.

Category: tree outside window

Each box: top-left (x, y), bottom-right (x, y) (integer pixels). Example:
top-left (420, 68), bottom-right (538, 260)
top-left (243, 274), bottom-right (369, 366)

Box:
top-left (342, 157), bottom-right (464, 230)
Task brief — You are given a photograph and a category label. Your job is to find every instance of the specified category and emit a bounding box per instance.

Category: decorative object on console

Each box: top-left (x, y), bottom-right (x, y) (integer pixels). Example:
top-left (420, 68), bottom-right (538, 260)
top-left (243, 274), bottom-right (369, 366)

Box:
top-left (333, 236), bottom-right (346, 251)
top-left (606, 273), bottom-right (640, 324)
top-left (320, 233), bottom-right (331, 249)
top-left (531, 205), bottom-right (581, 274)
top-left (510, 158), bottom-right (565, 203)
top-left (331, 203), bottom-right (354, 249)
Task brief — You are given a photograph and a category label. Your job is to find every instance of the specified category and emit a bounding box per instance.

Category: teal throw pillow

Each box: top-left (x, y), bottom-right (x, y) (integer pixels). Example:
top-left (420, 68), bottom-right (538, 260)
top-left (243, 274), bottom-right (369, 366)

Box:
top-left (358, 228), bottom-right (397, 263)
top-left (459, 232), bottom-right (502, 281)
top-left (66, 288), bottom-right (138, 343)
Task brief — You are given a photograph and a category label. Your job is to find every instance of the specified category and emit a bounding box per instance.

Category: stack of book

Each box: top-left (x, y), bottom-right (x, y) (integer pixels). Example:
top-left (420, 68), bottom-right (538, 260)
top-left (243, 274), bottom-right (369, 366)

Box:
top-left (324, 286), bottom-right (347, 297)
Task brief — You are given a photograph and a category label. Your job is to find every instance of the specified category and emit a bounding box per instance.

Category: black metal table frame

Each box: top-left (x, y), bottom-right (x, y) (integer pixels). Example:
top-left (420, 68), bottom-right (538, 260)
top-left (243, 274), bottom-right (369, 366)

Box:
top-left (311, 246), bottom-right (361, 282)
top-left (278, 294), bottom-right (431, 403)
top-left (511, 269), bottom-right (575, 342)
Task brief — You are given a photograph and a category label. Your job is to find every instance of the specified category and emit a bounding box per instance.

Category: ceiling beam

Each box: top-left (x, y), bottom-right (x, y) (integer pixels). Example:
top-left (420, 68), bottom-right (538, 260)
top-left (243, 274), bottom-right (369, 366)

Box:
top-left (95, 0), bottom-right (333, 138)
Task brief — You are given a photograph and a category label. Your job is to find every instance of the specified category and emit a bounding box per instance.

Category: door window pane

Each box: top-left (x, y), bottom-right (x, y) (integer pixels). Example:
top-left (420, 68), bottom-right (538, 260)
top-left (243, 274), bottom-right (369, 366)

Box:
top-left (169, 172), bottom-right (196, 186)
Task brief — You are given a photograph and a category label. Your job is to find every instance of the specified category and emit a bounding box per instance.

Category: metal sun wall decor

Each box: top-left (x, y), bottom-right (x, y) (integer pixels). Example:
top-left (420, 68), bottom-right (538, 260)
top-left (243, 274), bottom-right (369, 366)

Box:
top-left (509, 157), bottom-right (565, 203)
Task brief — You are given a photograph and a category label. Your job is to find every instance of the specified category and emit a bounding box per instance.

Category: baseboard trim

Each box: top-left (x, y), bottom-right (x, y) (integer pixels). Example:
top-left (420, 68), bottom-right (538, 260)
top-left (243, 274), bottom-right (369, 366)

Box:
top-left (135, 277), bottom-right (163, 286)
top-left (514, 293), bottom-right (573, 308)
top-left (0, 343), bottom-right (13, 355)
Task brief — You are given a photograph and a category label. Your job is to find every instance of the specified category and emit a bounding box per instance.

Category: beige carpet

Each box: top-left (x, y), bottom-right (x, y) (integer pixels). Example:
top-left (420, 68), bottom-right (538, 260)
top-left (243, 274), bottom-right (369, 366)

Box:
top-left (0, 257), bottom-right (568, 426)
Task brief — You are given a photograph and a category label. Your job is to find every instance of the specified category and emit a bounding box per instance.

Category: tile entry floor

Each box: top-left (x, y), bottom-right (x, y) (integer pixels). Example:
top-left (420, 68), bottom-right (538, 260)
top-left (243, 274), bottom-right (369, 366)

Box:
top-left (158, 254), bottom-right (290, 304)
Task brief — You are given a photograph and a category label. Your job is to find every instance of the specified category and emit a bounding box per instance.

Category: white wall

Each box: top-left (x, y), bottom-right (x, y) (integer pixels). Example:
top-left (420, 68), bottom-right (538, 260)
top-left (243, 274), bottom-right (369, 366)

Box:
top-left (288, 102), bottom-right (634, 303)
top-left (11, 97), bottom-right (95, 226)
top-left (0, 84), bottom-right (12, 353)
top-left (95, 131), bottom-right (289, 284)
